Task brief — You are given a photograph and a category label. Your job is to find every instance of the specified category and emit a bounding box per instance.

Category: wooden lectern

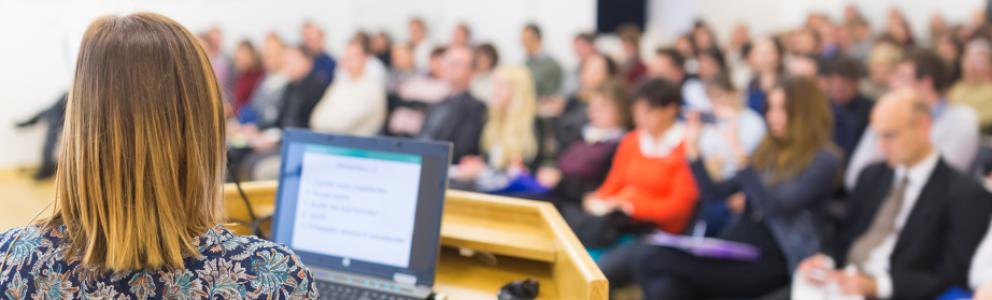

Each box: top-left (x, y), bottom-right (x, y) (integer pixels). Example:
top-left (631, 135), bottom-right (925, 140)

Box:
top-left (223, 181), bottom-right (608, 300)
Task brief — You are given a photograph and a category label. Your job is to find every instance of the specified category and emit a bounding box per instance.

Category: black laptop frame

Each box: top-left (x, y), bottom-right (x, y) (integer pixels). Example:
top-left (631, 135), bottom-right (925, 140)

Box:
top-left (270, 129), bottom-right (451, 287)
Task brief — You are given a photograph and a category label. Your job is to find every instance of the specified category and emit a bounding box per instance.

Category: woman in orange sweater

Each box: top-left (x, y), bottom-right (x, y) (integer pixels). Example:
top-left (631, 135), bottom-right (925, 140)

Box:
top-left (564, 78), bottom-right (699, 291)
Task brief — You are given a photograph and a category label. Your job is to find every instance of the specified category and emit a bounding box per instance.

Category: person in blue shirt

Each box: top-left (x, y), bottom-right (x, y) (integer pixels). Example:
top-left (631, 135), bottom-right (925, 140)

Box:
top-left (302, 21), bottom-right (336, 89)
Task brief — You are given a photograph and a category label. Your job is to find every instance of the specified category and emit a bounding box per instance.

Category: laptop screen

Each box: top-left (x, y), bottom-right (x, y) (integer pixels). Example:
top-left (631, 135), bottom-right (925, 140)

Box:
top-left (292, 144), bottom-right (422, 268)
top-left (271, 129), bottom-right (450, 287)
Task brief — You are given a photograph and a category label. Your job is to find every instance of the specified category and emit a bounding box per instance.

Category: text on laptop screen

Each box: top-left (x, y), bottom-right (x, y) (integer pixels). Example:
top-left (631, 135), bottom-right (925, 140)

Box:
top-left (291, 144), bottom-right (422, 268)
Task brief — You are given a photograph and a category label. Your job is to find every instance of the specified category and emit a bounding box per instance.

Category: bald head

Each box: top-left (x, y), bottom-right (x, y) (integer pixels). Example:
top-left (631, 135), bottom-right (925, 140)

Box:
top-left (872, 89), bottom-right (930, 125)
top-left (871, 89), bottom-right (934, 167)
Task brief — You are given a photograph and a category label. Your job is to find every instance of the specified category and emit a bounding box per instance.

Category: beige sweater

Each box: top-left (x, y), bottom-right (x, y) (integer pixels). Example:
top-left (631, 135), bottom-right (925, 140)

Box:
top-left (309, 70), bottom-right (387, 136)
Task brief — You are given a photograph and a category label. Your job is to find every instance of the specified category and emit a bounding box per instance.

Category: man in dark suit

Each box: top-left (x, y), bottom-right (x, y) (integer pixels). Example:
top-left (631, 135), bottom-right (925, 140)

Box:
top-left (418, 45), bottom-right (486, 162)
top-left (794, 89), bottom-right (992, 299)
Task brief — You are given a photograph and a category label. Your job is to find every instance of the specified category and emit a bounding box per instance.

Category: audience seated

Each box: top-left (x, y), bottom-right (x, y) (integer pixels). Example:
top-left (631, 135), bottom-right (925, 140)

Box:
top-left (277, 46), bottom-right (328, 131)
top-left (450, 23), bottom-right (472, 48)
top-left (787, 28), bottom-right (821, 60)
top-left (673, 35), bottom-right (698, 76)
top-left (949, 38), bottom-right (992, 134)
top-left (19, 5), bottom-right (992, 298)
top-left (386, 42), bottom-right (417, 94)
top-left (370, 31), bottom-right (393, 67)
top-left (694, 74), bottom-right (767, 235)
top-left (816, 17), bottom-right (846, 59)
top-left (398, 46), bottom-right (451, 103)
top-left (470, 43), bottom-right (499, 104)
top-left (522, 23), bottom-right (564, 101)
top-left (635, 76), bottom-right (843, 299)
top-left (538, 80), bottom-right (632, 206)
top-left (745, 36), bottom-right (786, 115)
top-left (301, 21), bottom-right (335, 89)
top-left (562, 78), bottom-right (699, 291)
top-left (408, 17), bottom-right (435, 72)
top-left (226, 35), bottom-right (289, 176)
top-left (524, 23), bottom-right (567, 166)
top-left (794, 89), bottom-right (992, 300)
top-left (617, 24), bottom-right (647, 85)
top-left (824, 56), bottom-right (875, 159)
top-left (725, 23), bottom-right (754, 89)
top-left (309, 37), bottom-right (387, 136)
top-left (651, 48), bottom-right (708, 112)
top-left (244, 33), bottom-right (291, 131)
top-left (538, 53), bottom-right (619, 163)
top-left (846, 49), bottom-right (979, 189)
top-left (785, 53), bottom-right (821, 78)
top-left (231, 40), bottom-right (265, 117)
top-left (695, 47), bottom-right (726, 84)
top-left (389, 47), bottom-right (451, 136)
top-left (453, 65), bottom-right (539, 190)
top-left (418, 46), bottom-right (487, 162)
top-left (861, 42), bottom-right (904, 100)
top-left (233, 45), bottom-right (329, 180)
top-left (226, 34), bottom-right (289, 167)
top-left (199, 26), bottom-right (234, 95)
top-left (934, 33), bottom-right (964, 83)
top-left (350, 32), bottom-right (390, 85)
top-left (690, 21), bottom-right (720, 55)
top-left (845, 14), bottom-right (874, 61)
top-left (885, 9), bottom-right (917, 48)
top-left (565, 32), bottom-right (598, 96)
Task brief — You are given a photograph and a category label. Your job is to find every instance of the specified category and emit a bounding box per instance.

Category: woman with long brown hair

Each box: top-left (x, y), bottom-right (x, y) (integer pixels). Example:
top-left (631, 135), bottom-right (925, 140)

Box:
top-left (0, 13), bottom-right (316, 298)
top-left (634, 76), bottom-right (843, 299)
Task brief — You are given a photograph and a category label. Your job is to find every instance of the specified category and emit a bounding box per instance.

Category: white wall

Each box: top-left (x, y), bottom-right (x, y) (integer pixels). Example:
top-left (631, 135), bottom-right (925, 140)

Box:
top-left (0, 0), bottom-right (595, 168)
top-left (646, 0), bottom-right (986, 49)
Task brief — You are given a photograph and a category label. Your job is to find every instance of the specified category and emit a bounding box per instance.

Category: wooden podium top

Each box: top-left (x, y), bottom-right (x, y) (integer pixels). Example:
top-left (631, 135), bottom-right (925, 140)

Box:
top-left (223, 181), bottom-right (608, 300)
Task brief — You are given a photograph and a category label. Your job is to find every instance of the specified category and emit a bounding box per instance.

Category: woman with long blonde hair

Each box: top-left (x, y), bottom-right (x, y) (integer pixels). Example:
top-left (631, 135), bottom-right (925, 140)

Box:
top-left (0, 13), bottom-right (316, 298)
top-left (481, 65), bottom-right (539, 169)
top-left (454, 65), bottom-right (539, 187)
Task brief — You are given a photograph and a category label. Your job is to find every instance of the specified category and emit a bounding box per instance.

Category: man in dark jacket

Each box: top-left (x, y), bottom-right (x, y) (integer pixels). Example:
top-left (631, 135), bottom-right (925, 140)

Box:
top-left (794, 90), bottom-right (992, 299)
top-left (418, 45), bottom-right (486, 162)
top-left (276, 45), bottom-right (329, 130)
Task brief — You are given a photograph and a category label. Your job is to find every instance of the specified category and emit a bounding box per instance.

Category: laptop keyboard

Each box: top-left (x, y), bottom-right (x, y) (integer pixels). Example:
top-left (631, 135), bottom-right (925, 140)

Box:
top-left (316, 281), bottom-right (421, 300)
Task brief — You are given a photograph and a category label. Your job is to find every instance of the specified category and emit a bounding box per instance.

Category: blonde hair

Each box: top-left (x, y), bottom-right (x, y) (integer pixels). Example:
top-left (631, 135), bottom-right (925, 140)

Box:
top-left (869, 42), bottom-right (904, 67)
top-left (481, 65), bottom-right (539, 169)
top-left (51, 13), bottom-right (226, 271)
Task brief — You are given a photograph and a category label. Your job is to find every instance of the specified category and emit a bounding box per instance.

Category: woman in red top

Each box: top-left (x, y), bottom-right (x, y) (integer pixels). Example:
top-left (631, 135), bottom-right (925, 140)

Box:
top-left (587, 78), bottom-right (699, 233)
top-left (232, 40), bottom-right (265, 115)
top-left (565, 78), bottom-right (699, 291)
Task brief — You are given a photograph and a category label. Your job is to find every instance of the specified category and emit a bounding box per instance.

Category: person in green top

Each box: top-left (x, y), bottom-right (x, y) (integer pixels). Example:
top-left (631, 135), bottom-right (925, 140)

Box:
top-left (522, 23), bottom-right (564, 99)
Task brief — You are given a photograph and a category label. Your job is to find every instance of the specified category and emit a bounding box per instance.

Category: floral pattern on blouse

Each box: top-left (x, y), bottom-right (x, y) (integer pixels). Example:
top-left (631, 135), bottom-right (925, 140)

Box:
top-left (0, 224), bottom-right (318, 299)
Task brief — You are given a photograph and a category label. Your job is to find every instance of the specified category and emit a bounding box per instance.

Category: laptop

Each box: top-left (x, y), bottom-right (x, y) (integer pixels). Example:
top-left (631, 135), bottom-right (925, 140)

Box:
top-left (271, 129), bottom-right (452, 300)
